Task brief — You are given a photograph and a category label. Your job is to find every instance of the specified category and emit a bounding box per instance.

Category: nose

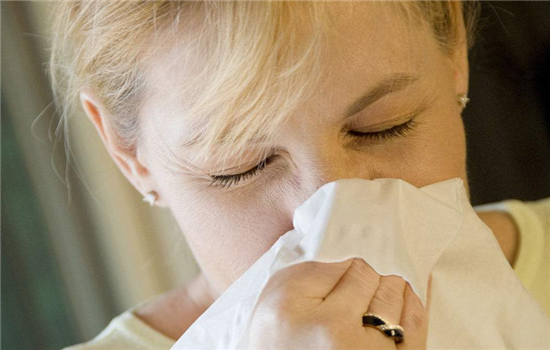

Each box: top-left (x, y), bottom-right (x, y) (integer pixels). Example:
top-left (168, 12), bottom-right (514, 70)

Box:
top-left (284, 142), bottom-right (373, 217)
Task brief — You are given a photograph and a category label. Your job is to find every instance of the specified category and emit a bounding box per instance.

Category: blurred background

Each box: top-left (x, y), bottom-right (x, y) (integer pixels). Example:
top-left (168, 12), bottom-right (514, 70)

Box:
top-left (2, 2), bottom-right (550, 350)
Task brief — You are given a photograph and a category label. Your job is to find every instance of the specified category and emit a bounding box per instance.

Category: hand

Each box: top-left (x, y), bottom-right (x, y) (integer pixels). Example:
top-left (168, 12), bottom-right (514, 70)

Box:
top-left (248, 258), bottom-right (430, 350)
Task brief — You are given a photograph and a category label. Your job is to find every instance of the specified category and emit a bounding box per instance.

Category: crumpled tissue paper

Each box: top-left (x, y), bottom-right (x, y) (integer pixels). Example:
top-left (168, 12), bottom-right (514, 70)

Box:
top-left (171, 177), bottom-right (550, 349)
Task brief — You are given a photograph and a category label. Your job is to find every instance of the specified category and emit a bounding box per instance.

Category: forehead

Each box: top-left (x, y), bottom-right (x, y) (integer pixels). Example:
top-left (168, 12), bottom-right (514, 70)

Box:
top-left (141, 2), bottom-right (437, 156)
top-left (305, 2), bottom-right (434, 117)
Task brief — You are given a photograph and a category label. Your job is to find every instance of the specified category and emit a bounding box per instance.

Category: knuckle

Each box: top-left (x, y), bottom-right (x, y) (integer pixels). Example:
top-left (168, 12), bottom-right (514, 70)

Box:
top-left (402, 307), bottom-right (427, 331)
top-left (270, 288), bottom-right (297, 312)
top-left (373, 282), bottom-right (404, 307)
top-left (261, 288), bottom-right (316, 325)
top-left (348, 259), bottom-right (379, 286)
top-left (318, 302), bottom-right (349, 327)
top-left (260, 297), bottom-right (294, 325)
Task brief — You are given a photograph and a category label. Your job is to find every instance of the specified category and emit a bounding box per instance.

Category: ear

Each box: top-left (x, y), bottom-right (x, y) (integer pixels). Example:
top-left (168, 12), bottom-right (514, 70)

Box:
top-left (450, 1), bottom-right (470, 97)
top-left (79, 91), bottom-right (167, 208)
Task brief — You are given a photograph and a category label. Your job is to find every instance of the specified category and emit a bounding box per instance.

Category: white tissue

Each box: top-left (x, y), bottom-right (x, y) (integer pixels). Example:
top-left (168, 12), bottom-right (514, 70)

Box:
top-left (171, 177), bottom-right (550, 349)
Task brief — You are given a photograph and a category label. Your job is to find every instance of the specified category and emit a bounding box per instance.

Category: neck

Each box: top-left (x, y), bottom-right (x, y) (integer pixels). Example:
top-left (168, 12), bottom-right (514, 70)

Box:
top-left (477, 211), bottom-right (519, 268)
top-left (186, 271), bottom-right (219, 312)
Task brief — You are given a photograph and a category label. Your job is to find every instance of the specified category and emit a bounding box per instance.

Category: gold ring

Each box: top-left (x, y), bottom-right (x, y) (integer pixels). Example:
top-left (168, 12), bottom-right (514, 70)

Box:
top-left (362, 313), bottom-right (405, 344)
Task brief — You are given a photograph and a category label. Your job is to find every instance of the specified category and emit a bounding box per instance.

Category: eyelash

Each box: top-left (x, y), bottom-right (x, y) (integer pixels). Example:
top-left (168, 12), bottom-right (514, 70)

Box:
top-left (207, 117), bottom-right (418, 188)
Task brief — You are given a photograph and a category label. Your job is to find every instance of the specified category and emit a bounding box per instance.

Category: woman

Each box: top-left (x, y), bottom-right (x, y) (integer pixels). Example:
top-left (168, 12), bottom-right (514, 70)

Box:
top-left (51, 1), bottom-right (549, 349)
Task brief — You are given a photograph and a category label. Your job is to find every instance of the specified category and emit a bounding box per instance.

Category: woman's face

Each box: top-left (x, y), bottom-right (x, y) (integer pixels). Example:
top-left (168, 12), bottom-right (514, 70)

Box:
top-left (137, 2), bottom-right (469, 295)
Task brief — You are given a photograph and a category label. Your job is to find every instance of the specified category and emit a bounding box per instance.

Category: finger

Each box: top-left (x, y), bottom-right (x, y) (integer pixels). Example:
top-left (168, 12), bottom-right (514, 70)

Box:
top-left (398, 283), bottom-right (429, 350)
top-left (323, 258), bottom-right (380, 314)
top-left (366, 275), bottom-right (407, 326)
top-left (266, 259), bottom-right (354, 299)
top-left (359, 275), bottom-right (406, 348)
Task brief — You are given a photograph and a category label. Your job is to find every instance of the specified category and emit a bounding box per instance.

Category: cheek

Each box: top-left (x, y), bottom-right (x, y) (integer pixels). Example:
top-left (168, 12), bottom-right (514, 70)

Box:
top-left (425, 109), bottom-right (467, 177)
top-left (169, 182), bottom-right (294, 288)
top-left (366, 109), bottom-right (467, 188)
top-left (416, 112), bottom-right (467, 185)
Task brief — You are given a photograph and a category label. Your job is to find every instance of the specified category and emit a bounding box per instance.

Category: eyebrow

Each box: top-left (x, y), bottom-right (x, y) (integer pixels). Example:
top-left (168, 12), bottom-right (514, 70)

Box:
top-left (181, 72), bottom-right (420, 149)
top-left (343, 72), bottom-right (420, 119)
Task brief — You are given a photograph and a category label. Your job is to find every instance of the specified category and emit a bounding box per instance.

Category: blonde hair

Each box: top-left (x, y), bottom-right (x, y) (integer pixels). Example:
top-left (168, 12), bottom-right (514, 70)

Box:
top-left (49, 1), bottom-right (480, 170)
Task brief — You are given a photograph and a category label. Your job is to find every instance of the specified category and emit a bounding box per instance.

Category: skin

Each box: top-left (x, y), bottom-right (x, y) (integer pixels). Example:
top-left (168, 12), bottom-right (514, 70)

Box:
top-left (80, 2), bottom-right (519, 341)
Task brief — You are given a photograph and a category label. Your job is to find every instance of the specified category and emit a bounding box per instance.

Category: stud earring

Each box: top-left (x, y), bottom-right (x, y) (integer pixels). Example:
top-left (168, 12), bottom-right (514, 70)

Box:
top-left (143, 191), bottom-right (158, 206)
top-left (458, 94), bottom-right (470, 110)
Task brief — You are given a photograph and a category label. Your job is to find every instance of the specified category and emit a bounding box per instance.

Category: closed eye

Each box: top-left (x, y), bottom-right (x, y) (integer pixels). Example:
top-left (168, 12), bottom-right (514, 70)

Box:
top-left (207, 117), bottom-right (418, 189)
top-left (345, 117), bottom-right (417, 141)
top-left (206, 155), bottom-right (277, 189)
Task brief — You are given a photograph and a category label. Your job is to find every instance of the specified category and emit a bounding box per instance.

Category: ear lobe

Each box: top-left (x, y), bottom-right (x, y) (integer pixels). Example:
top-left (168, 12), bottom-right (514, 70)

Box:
top-left (79, 91), bottom-right (151, 197)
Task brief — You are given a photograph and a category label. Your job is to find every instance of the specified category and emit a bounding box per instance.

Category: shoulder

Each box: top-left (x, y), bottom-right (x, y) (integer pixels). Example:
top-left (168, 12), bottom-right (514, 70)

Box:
top-left (520, 197), bottom-right (550, 229)
top-left (498, 197), bottom-right (550, 238)
top-left (476, 197), bottom-right (550, 316)
top-left (131, 286), bottom-right (195, 342)
top-left (61, 299), bottom-right (177, 350)
top-left (131, 272), bottom-right (218, 341)
top-left (61, 274), bottom-right (216, 350)
top-left (501, 198), bottom-right (550, 287)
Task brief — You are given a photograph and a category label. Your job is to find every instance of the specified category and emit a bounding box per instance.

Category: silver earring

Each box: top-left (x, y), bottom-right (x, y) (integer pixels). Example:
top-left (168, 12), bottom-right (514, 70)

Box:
top-left (143, 191), bottom-right (158, 206)
top-left (458, 94), bottom-right (470, 110)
